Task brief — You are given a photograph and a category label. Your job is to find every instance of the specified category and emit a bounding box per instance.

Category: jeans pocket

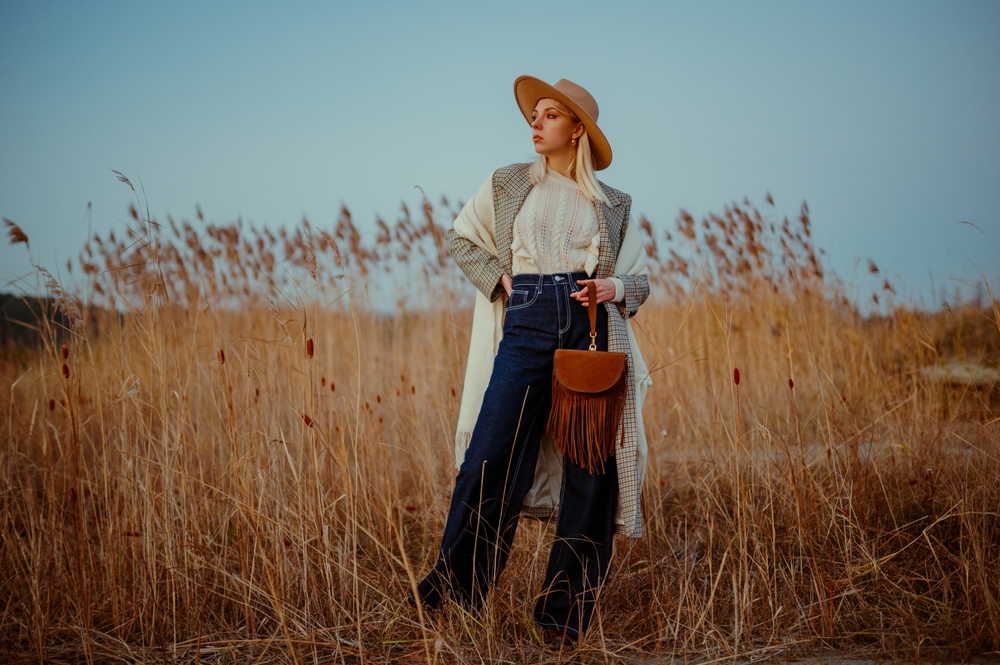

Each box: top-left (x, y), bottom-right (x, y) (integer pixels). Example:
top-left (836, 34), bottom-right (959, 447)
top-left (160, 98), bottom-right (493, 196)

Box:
top-left (505, 287), bottom-right (538, 311)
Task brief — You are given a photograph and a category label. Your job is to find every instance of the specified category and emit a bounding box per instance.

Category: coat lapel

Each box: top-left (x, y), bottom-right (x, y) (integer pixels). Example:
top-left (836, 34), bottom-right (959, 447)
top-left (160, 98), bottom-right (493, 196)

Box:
top-left (492, 164), bottom-right (533, 276)
top-left (596, 182), bottom-right (626, 279)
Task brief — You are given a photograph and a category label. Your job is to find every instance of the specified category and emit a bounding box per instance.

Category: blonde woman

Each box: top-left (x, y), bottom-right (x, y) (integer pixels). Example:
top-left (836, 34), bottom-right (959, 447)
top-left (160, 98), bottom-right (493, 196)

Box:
top-left (412, 76), bottom-right (652, 648)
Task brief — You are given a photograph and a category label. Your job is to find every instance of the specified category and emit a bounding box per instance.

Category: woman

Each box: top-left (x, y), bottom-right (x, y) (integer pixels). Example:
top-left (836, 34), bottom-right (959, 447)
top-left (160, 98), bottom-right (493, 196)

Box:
top-left (412, 76), bottom-right (652, 647)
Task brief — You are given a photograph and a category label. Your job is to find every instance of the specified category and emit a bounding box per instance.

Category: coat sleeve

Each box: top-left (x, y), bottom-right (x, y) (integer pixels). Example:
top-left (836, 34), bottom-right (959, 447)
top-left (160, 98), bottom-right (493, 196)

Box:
top-left (446, 171), bottom-right (507, 303)
top-left (612, 197), bottom-right (650, 319)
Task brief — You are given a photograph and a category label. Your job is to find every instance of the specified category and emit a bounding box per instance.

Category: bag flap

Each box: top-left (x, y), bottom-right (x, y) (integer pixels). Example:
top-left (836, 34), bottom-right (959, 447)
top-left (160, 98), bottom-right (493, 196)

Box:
top-left (552, 349), bottom-right (627, 394)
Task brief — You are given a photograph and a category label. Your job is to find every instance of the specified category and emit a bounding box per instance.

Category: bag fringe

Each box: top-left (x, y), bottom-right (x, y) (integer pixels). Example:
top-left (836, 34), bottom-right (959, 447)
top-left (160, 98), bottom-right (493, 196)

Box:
top-left (545, 371), bottom-right (627, 474)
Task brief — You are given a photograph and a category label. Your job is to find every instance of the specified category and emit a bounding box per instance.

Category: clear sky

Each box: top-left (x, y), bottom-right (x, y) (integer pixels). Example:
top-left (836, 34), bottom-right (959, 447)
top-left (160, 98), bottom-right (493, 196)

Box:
top-left (2, 1), bottom-right (998, 308)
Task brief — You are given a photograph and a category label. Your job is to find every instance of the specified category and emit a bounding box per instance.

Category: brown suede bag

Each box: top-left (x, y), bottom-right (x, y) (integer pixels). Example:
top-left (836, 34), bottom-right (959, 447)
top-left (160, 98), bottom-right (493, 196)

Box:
top-left (545, 281), bottom-right (628, 473)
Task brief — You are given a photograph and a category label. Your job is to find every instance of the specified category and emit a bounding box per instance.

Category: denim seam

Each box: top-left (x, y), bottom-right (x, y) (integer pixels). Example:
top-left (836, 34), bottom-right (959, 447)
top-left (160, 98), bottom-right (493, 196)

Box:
top-left (557, 284), bottom-right (573, 338)
top-left (505, 285), bottom-right (540, 311)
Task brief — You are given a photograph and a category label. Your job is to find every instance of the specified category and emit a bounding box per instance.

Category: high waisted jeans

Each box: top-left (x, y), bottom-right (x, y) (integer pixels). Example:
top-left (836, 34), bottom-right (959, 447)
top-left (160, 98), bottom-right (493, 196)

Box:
top-left (416, 272), bottom-right (619, 638)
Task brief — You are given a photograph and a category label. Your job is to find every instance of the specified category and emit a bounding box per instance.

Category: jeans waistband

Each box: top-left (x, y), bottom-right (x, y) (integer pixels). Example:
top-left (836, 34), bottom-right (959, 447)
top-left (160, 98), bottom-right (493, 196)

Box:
top-left (511, 272), bottom-right (589, 287)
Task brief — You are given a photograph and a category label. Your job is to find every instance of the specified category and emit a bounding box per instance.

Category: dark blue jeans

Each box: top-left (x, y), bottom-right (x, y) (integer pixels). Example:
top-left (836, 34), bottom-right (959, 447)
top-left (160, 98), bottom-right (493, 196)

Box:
top-left (416, 272), bottom-right (619, 638)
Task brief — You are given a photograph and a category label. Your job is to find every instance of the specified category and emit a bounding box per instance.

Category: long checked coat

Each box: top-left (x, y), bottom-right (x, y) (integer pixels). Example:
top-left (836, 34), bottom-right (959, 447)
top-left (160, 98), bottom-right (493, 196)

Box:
top-left (446, 162), bottom-right (652, 538)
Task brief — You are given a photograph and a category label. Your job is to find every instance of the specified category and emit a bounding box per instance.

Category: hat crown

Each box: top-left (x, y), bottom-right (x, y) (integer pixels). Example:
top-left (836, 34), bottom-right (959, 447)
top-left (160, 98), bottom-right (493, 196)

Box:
top-left (552, 79), bottom-right (599, 122)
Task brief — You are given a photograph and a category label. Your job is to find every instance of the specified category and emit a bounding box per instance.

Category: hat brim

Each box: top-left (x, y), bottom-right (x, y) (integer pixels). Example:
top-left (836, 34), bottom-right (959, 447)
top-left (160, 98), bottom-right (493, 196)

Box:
top-left (513, 76), bottom-right (612, 171)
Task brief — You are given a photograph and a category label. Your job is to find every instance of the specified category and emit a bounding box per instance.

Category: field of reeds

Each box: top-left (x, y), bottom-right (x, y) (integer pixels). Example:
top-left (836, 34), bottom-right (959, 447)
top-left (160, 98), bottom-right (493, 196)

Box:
top-left (2, 179), bottom-right (999, 663)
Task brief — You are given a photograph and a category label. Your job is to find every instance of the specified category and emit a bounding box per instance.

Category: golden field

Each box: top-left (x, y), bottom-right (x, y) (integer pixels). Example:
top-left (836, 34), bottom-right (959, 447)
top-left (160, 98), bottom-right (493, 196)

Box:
top-left (1, 188), bottom-right (998, 663)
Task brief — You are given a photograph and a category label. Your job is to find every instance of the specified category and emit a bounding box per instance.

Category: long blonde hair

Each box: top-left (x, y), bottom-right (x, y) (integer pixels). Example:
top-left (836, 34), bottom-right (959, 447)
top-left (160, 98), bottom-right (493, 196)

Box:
top-left (529, 127), bottom-right (611, 207)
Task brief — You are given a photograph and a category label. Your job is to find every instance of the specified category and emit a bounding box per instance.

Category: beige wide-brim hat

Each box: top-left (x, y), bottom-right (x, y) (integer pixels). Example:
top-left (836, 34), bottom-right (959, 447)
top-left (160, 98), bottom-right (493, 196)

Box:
top-left (513, 76), bottom-right (612, 171)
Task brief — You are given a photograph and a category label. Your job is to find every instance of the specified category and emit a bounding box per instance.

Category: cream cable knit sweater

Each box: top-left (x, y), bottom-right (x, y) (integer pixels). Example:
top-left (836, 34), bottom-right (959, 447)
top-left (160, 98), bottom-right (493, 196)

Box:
top-left (511, 169), bottom-right (602, 277)
top-left (461, 170), bottom-right (625, 300)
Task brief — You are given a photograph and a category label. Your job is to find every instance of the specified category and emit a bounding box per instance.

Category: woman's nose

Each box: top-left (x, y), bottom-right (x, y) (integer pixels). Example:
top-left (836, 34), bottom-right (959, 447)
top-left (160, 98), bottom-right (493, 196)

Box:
top-left (531, 117), bottom-right (542, 130)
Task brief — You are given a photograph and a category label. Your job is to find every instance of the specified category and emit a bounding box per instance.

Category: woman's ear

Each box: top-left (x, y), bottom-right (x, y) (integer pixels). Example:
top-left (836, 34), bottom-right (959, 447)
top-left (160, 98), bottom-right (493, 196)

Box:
top-left (572, 123), bottom-right (585, 140)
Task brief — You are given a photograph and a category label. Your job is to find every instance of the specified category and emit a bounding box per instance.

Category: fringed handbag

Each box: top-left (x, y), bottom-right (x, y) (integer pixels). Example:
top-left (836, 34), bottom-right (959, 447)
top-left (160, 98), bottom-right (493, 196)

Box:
top-left (545, 281), bottom-right (628, 473)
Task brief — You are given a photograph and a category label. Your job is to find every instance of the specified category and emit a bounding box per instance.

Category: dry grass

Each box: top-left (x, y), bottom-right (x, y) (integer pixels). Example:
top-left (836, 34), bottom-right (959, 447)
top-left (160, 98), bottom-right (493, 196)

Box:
top-left (1, 187), bottom-right (999, 663)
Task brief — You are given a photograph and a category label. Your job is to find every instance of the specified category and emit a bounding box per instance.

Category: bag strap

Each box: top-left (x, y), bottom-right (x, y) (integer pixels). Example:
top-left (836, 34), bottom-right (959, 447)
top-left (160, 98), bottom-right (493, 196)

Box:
top-left (587, 280), bottom-right (598, 351)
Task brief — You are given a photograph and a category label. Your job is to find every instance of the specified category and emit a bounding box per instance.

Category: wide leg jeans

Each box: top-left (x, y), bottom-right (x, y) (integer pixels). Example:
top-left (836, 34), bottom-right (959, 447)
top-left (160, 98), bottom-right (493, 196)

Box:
top-left (416, 272), bottom-right (619, 638)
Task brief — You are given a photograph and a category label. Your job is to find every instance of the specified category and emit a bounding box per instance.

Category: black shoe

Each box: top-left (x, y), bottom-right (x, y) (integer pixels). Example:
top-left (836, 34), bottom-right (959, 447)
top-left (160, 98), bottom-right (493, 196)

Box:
top-left (540, 626), bottom-right (576, 651)
top-left (406, 592), bottom-right (439, 616)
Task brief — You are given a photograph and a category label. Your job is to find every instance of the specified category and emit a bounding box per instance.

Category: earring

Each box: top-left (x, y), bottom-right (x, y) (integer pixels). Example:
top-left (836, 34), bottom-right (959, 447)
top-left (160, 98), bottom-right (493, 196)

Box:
top-left (572, 138), bottom-right (577, 146)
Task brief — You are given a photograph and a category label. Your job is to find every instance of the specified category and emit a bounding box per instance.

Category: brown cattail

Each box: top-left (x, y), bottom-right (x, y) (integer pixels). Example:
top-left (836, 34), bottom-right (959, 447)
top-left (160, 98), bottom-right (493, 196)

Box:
top-left (48, 399), bottom-right (55, 411)
top-left (330, 382), bottom-right (335, 392)
top-left (376, 394), bottom-right (381, 403)
top-left (218, 349), bottom-right (225, 364)
top-left (411, 385), bottom-right (415, 394)
top-left (62, 364), bottom-right (70, 379)
top-left (733, 368), bottom-right (740, 385)
top-left (123, 531), bottom-right (140, 537)
top-left (788, 378), bottom-right (794, 389)
top-left (301, 414), bottom-right (313, 427)
top-left (451, 387), bottom-right (456, 397)
top-left (306, 338), bottom-right (314, 358)
top-left (61, 342), bottom-right (69, 359)
top-left (69, 487), bottom-right (77, 503)
top-left (321, 377), bottom-right (326, 386)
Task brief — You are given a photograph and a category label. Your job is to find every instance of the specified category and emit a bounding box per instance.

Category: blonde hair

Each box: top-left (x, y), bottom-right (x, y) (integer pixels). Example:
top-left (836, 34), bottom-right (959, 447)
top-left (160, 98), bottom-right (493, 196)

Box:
top-left (529, 128), bottom-right (612, 207)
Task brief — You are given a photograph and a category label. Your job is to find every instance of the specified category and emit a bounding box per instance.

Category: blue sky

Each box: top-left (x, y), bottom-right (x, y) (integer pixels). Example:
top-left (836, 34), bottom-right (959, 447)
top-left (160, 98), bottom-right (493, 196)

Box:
top-left (2, 1), bottom-right (998, 308)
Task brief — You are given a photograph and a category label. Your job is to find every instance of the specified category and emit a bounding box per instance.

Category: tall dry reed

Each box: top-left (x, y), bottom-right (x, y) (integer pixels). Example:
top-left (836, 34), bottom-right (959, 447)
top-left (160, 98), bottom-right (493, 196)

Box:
top-left (1, 183), bottom-right (998, 663)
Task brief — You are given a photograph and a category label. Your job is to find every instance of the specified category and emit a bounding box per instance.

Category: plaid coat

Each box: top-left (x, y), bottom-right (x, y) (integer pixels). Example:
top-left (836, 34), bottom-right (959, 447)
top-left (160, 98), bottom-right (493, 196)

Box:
top-left (447, 162), bottom-right (650, 538)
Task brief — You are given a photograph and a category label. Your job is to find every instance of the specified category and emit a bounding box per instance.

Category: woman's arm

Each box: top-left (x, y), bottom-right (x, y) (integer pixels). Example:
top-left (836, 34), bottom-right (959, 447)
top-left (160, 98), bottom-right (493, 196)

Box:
top-left (571, 273), bottom-right (647, 313)
top-left (446, 171), bottom-right (508, 302)
top-left (571, 198), bottom-right (649, 314)
top-left (447, 228), bottom-right (507, 302)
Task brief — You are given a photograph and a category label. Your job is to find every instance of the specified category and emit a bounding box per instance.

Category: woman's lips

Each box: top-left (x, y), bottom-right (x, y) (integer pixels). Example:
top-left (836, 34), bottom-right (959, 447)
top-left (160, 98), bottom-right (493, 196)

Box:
top-left (532, 136), bottom-right (542, 142)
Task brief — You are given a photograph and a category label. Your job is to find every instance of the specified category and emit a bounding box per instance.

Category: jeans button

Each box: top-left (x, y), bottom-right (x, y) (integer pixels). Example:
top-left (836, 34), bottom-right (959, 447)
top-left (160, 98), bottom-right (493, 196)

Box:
top-left (553, 275), bottom-right (563, 281)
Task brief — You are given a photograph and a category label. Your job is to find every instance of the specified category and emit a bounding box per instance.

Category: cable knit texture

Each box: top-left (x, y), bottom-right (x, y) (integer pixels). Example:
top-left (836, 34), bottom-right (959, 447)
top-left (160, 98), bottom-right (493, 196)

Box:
top-left (511, 170), bottom-right (601, 276)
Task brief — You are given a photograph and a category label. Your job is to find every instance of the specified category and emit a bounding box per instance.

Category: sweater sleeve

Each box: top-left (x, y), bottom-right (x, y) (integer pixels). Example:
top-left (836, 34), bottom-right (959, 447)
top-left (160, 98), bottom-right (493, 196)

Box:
top-left (610, 278), bottom-right (625, 302)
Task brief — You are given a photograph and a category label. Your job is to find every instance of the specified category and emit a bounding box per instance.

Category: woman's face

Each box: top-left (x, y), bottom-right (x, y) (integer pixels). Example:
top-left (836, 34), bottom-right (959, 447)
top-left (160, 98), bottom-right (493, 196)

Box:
top-left (531, 98), bottom-right (583, 157)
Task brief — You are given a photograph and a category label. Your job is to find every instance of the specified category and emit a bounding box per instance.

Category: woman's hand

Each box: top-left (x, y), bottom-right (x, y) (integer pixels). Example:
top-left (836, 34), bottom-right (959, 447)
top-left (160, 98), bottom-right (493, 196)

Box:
top-left (571, 279), bottom-right (616, 307)
top-left (500, 274), bottom-right (513, 297)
